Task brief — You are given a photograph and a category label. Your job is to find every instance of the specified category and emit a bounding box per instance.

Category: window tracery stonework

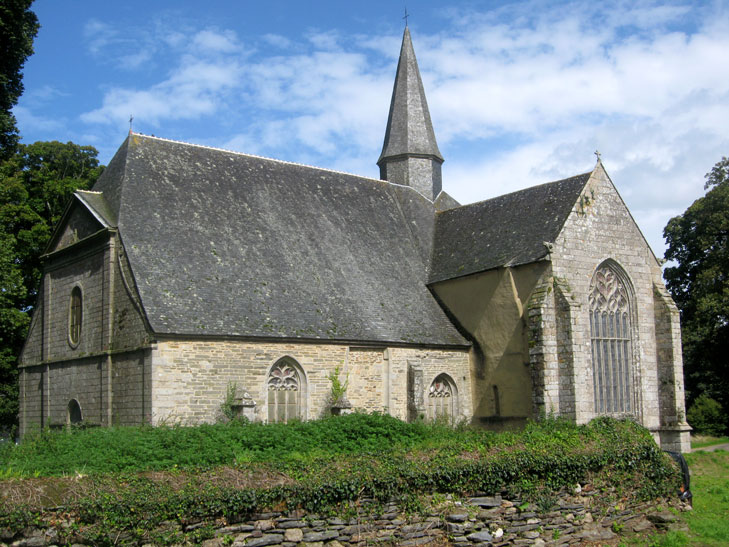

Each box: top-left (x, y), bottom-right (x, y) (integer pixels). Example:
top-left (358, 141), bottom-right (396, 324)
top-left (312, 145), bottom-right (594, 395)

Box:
top-left (267, 360), bottom-right (302, 423)
top-left (427, 374), bottom-right (456, 420)
top-left (589, 263), bottom-right (633, 415)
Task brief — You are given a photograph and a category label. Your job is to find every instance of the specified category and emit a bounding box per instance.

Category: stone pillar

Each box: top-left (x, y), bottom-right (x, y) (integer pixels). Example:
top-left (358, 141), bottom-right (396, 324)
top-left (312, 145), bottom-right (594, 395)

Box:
top-left (527, 274), bottom-right (558, 418)
top-left (408, 363), bottom-right (425, 421)
top-left (652, 283), bottom-right (692, 452)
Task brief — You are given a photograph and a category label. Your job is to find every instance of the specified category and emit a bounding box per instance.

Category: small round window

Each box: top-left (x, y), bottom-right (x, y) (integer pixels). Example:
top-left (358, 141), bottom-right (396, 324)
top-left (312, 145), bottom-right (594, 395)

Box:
top-left (69, 286), bottom-right (82, 346)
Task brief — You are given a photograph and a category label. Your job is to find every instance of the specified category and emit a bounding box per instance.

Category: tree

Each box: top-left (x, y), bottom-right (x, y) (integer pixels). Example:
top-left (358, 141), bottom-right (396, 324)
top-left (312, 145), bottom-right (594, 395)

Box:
top-left (0, 141), bottom-right (103, 429)
top-left (0, 0), bottom-right (39, 160)
top-left (663, 156), bottom-right (729, 434)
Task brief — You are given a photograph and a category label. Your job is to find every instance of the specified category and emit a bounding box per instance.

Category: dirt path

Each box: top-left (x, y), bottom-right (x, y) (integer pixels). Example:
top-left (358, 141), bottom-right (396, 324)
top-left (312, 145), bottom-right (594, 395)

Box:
top-left (692, 443), bottom-right (729, 452)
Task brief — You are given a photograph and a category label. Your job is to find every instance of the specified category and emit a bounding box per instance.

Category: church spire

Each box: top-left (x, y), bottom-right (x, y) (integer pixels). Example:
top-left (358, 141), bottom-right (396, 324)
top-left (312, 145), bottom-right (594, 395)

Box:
top-left (378, 27), bottom-right (443, 201)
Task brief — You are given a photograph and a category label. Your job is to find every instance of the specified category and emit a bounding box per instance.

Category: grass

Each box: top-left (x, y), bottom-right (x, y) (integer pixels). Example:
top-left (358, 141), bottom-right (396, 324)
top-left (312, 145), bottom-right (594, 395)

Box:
top-left (682, 450), bottom-right (729, 545)
top-left (1, 413), bottom-right (495, 476)
top-left (0, 415), bottom-right (684, 546)
top-left (690, 435), bottom-right (729, 449)
top-left (617, 448), bottom-right (729, 547)
top-left (0, 413), bottom-right (649, 478)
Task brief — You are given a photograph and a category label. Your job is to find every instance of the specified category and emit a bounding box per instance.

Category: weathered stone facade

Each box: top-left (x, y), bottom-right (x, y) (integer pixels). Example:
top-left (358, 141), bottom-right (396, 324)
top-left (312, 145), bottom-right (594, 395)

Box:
top-left (19, 210), bottom-right (152, 436)
top-left (427, 164), bottom-right (690, 451)
top-left (530, 165), bottom-right (690, 451)
top-left (150, 340), bottom-right (471, 425)
top-left (18, 27), bottom-right (689, 452)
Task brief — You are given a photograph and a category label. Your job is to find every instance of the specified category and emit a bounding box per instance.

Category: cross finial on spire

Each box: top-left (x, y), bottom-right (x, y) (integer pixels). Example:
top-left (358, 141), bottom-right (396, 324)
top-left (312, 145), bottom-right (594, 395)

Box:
top-left (594, 149), bottom-right (601, 163)
top-left (403, 6), bottom-right (409, 27)
top-left (129, 115), bottom-right (134, 135)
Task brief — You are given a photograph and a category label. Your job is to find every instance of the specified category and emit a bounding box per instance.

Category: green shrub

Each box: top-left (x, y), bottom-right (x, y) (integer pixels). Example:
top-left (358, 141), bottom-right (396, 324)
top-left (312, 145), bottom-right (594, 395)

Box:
top-left (687, 394), bottom-right (726, 436)
top-left (0, 415), bottom-right (682, 545)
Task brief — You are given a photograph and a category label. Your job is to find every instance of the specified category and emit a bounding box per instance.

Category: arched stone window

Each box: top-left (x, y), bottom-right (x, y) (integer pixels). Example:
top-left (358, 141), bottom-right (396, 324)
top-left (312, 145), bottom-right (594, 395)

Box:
top-left (68, 286), bottom-right (82, 346)
top-left (267, 358), bottom-right (305, 423)
top-left (589, 261), bottom-right (635, 415)
top-left (427, 373), bottom-right (458, 421)
top-left (67, 399), bottom-right (82, 425)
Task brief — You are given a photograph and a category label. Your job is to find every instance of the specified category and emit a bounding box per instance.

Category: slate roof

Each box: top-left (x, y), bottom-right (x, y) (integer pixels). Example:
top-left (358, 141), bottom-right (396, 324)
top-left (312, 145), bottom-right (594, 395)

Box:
top-left (91, 134), bottom-right (468, 347)
top-left (429, 173), bottom-right (591, 284)
top-left (378, 27), bottom-right (443, 165)
top-left (75, 190), bottom-right (118, 227)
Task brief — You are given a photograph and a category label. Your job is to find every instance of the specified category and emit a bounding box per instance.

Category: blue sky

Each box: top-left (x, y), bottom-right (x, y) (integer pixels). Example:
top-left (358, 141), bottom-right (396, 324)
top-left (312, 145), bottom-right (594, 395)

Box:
top-left (14, 0), bottom-right (729, 256)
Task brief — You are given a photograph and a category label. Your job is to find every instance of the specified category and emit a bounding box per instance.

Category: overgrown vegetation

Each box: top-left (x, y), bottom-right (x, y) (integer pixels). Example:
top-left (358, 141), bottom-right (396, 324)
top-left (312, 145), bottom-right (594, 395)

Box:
top-left (0, 414), bottom-right (681, 544)
top-left (687, 395), bottom-right (725, 436)
top-left (219, 381), bottom-right (240, 422)
top-left (664, 156), bottom-right (729, 435)
top-left (327, 365), bottom-right (349, 405)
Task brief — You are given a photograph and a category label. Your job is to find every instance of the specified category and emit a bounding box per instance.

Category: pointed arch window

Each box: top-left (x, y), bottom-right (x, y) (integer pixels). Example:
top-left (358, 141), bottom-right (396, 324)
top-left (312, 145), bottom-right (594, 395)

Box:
top-left (589, 262), bottom-right (634, 415)
top-left (67, 399), bottom-right (82, 425)
top-left (267, 358), bottom-right (305, 423)
top-left (427, 373), bottom-right (458, 421)
top-left (68, 286), bottom-right (82, 347)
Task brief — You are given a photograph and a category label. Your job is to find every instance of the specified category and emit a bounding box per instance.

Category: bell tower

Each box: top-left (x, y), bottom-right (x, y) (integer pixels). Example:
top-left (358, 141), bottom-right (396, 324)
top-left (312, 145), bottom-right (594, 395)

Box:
top-left (378, 27), bottom-right (444, 201)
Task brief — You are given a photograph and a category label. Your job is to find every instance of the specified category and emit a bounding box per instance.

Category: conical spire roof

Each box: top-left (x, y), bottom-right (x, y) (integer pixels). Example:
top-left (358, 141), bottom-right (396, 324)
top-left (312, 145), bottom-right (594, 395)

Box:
top-left (378, 27), bottom-right (443, 165)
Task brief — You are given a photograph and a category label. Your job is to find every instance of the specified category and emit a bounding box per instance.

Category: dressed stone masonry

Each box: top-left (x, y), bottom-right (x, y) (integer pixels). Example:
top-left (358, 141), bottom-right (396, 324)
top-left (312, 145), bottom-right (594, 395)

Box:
top-left (18, 27), bottom-right (690, 451)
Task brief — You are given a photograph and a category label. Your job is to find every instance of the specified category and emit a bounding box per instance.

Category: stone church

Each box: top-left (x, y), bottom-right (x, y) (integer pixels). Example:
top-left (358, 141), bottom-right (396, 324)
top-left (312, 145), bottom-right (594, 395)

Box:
top-left (18, 28), bottom-right (691, 452)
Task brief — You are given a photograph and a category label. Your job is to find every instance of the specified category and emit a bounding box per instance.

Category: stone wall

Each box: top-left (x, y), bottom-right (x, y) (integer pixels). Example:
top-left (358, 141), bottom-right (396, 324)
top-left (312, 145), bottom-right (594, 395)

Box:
top-left (531, 164), bottom-right (690, 452)
top-left (431, 264), bottom-right (548, 427)
top-left (111, 349), bottom-right (152, 426)
top-left (111, 244), bottom-right (151, 351)
top-left (43, 247), bottom-right (106, 361)
top-left (150, 340), bottom-right (471, 425)
top-left (19, 231), bottom-right (153, 434)
top-left (0, 484), bottom-right (690, 546)
top-left (51, 205), bottom-right (103, 252)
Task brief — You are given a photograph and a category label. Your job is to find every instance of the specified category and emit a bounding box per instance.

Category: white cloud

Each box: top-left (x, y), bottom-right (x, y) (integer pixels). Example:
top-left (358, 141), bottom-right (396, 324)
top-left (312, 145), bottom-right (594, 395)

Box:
top-left (13, 106), bottom-right (64, 133)
top-left (81, 56), bottom-right (242, 126)
top-left (192, 29), bottom-right (239, 53)
top-left (76, 1), bottom-right (729, 256)
top-left (83, 18), bottom-right (155, 70)
top-left (262, 34), bottom-right (292, 49)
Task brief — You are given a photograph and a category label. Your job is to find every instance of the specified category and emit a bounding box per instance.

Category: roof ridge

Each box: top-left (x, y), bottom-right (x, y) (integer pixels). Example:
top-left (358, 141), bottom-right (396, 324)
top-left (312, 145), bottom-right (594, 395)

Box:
top-left (130, 132), bottom-right (389, 186)
top-left (445, 171), bottom-right (592, 212)
top-left (76, 189), bottom-right (103, 194)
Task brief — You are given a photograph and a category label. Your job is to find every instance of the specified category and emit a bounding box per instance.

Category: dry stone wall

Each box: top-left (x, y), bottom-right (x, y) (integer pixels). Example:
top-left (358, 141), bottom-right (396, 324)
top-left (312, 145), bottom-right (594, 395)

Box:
top-left (0, 485), bottom-right (690, 546)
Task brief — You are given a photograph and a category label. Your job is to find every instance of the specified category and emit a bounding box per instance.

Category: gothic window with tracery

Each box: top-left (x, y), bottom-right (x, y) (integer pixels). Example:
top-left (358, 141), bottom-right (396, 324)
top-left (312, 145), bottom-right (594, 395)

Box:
top-left (589, 262), bottom-right (634, 414)
top-left (427, 373), bottom-right (457, 421)
top-left (267, 359), bottom-right (304, 423)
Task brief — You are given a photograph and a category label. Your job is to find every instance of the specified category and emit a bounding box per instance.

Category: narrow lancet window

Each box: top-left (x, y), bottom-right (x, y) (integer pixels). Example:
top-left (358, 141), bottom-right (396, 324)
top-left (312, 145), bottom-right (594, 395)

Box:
top-left (69, 286), bottom-right (82, 346)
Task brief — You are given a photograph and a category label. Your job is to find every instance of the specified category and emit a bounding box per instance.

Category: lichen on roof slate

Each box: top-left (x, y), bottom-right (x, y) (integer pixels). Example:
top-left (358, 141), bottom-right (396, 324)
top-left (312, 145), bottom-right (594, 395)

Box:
top-left (91, 134), bottom-right (467, 347)
top-left (75, 190), bottom-right (117, 227)
top-left (429, 173), bottom-right (591, 284)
